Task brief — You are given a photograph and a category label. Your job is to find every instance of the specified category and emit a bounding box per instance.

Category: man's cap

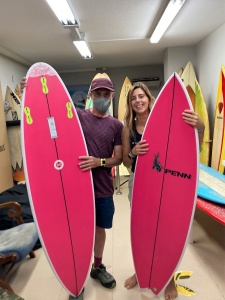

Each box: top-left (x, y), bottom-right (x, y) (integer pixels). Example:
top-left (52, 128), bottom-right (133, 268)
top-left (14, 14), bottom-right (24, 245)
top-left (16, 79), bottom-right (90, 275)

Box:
top-left (90, 78), bottom-right (114, 92)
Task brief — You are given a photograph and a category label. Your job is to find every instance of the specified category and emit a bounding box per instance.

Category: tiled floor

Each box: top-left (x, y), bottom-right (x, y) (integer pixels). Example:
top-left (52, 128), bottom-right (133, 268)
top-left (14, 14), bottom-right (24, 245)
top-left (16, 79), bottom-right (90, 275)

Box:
top-left (8, 178), bottom-right (225, 299)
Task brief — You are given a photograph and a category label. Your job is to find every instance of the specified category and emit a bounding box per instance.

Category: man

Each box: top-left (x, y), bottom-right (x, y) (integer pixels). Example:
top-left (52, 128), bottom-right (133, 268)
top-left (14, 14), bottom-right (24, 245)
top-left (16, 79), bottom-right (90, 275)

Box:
top-left (21, 77), bottom-right (123, 300)
top-left (75, 78), bottom-right (123, 299)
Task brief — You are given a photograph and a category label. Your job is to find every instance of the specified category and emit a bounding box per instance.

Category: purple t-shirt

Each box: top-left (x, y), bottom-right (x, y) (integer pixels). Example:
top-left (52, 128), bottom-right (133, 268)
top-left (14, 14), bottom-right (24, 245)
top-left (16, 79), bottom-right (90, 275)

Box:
top-left (77, 109), bottom-right (123, 198)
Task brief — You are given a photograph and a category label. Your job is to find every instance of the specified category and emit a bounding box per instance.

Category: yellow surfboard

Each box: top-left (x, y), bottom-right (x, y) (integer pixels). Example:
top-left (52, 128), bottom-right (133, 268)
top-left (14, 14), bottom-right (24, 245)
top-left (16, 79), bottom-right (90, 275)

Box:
top-left (177, 68), bottom-right (184, 78)
top-left (0, 82), bottom-right (13, 192)
top-left (181, 61), bottom-right (196, 109)
top-left (86, 73), bottom-right (113, 116)
top-left (118, 77), bottom-right (132, 123)
top-left (195, 79), bottom-right (211, 165)
top-left (15, 84), bottom-right (23, 100)
top-left (218, 67), bottom-right (225, 174)
top-left (4, 86), bottom-right (25, 182)
top-left (118, 77), bottom-right (132, 176)
top-left (211, 66), bottom-right (225, 172)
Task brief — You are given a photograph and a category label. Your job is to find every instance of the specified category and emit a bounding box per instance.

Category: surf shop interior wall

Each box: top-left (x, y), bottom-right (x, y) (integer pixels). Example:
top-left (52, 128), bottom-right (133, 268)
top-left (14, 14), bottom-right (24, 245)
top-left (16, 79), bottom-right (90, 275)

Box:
top-left (164, 46), bottom-right (196, 81)
top-left (0, 54), bottom-right (28, 96)
top-left (60, 64), bottom-right (164, 118)
top-left (196, 22), bottom-right (225, 132)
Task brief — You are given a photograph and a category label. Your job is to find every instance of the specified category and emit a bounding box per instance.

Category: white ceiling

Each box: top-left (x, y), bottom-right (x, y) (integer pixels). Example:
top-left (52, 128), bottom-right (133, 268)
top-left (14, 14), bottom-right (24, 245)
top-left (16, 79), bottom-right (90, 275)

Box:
top-left (1, 0), bottom-right (225, 73)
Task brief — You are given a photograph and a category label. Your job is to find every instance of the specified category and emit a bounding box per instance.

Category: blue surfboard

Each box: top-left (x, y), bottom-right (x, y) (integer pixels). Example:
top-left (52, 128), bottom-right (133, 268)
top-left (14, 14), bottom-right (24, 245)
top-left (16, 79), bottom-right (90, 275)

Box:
top-left (198, 163), bottom-right (225, 205)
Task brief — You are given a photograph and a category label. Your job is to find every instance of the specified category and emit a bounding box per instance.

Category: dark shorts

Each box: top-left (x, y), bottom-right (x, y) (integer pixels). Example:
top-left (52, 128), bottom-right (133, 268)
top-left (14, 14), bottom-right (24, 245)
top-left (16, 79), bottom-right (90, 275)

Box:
top-left (95, 197), bottom-right (114, 229)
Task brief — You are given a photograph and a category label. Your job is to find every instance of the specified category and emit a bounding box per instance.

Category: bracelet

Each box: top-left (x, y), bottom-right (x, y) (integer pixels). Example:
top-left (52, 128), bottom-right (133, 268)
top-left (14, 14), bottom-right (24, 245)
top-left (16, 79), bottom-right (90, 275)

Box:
top-left (100, 158), bottom-right (106, 167)
top-left (128, 151), bottom-right (135, 159)
top-left (131, 148), bottom-right (136, 157)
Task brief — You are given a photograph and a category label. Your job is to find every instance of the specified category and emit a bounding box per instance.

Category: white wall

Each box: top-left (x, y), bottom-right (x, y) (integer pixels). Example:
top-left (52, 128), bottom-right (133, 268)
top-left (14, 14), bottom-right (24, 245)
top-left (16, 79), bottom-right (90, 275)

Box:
top-left (196, 23), bottom-right (225, 128)
top-left (0, 54), bottom-right (28, 102)
top-left (164, 46), bottom-right (196, 81)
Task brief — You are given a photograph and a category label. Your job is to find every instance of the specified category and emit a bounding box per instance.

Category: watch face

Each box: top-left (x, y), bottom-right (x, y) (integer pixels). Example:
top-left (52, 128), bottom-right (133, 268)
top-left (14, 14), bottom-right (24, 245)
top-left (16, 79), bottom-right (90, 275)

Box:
top-left (101, 158), bottom-right (106, 166)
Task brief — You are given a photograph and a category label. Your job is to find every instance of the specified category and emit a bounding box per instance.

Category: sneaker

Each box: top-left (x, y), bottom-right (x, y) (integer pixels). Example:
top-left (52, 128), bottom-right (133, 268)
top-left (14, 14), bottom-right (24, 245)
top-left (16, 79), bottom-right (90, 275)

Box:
top-left (90, 264), bottom-right (116, 289)
top-left (68, 288), bottom-right (84, 300)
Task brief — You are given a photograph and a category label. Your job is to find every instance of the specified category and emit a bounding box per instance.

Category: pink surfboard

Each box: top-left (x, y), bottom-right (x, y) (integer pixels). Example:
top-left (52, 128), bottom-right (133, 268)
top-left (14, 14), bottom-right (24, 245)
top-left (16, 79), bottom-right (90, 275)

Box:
top-left (131, 73), bottom-right (199, 296)
top-left (21, 62), bottom-right (95, 297)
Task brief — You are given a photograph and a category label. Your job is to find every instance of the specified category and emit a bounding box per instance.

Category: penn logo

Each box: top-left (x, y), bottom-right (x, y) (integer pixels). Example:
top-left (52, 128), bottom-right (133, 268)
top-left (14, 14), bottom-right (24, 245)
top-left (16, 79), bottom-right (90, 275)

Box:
top-left (152, 152), bottom-right (191, 179)
top-left (164, 168), bottom-right (191, 179)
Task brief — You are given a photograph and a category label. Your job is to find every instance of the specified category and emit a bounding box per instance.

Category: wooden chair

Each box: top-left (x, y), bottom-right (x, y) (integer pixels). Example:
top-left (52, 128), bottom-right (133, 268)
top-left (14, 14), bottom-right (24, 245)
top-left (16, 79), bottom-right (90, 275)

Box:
top-left (0, 201), bottom-right (38, 292)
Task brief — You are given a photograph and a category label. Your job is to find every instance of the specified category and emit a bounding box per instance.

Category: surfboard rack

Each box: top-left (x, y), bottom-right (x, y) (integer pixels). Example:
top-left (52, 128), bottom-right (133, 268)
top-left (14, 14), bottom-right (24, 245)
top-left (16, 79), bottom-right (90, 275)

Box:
top-left (114, 166), bottom-right (129, 194)
top-left (197, 197), bottom-right (225, 226)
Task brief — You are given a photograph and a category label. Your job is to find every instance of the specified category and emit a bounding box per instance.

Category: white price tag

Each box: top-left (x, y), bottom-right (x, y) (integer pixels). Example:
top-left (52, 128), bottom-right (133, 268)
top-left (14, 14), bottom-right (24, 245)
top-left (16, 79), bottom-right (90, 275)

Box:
top-left (48, 117), bottom-right (58, 139)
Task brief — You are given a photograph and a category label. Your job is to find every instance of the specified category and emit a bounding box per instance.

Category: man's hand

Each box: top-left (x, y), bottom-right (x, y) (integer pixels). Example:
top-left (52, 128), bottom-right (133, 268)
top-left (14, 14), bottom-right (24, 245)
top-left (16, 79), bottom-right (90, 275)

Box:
top-left (78, 156), bottom-right (100, 171)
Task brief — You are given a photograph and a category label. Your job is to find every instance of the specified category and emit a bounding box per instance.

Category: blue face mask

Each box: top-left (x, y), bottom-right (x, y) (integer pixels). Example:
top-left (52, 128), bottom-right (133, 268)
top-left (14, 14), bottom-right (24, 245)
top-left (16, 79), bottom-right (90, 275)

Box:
top-left (93, 97), bottom-right (111, 113)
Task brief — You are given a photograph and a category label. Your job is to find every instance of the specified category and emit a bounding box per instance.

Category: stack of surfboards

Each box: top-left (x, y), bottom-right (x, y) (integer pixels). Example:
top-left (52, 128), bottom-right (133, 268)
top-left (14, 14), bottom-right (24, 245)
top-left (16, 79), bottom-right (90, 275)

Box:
top-left (0, 82), bottom-right (13, 193)
top-left (4, 86), bottom-right (25, 182)
top-left (211, 65), bottom-right (225, 174)
top-left (21, 62), bottom-right (95, 297)
top-left (181, 61), bottom-right (210, 166)
top-left (117, 77), bottom-right (132, 176)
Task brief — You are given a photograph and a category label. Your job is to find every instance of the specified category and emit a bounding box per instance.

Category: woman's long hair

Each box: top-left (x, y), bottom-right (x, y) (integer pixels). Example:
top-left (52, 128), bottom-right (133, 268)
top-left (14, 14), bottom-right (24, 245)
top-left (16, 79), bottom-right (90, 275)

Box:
top-left (124, 82), bottom-right (155, 136)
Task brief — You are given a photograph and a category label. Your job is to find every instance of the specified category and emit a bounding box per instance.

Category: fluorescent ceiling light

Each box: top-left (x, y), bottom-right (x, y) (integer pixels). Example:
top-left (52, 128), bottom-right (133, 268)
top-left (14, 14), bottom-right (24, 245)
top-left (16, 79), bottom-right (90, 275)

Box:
top-left (73, 41), bottom-right (93, 59)
top-left (150, 0), bottom-right (185, 43)
top-left (45, 0), bottom-right (79, 26)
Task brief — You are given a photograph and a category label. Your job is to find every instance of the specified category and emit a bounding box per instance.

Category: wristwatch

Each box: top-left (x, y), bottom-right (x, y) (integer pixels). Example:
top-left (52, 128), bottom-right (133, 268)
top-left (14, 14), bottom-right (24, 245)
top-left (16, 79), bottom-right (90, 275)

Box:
top-left (100, 158), bottom-right (106, 167)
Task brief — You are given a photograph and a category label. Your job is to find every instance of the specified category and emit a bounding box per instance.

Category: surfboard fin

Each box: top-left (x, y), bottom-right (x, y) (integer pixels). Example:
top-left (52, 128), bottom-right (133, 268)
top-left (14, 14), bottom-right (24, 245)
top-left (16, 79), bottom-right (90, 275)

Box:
top-left (174, 270), bottom-right (193, 280)
top-left (175, 284), bottom-right (196, 296)
top-left (174, 271), bottom-right (195, 296)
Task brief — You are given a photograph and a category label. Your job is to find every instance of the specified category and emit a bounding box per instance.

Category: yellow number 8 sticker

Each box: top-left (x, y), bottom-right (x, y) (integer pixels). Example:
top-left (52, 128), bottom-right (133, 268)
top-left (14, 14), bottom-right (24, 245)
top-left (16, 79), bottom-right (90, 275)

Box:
top-left (66, 102), bottom-right (73, 119)
top-left (41, 77), bottom-right (49, 94)
top-left (24, 107), bottom-right (33, 124)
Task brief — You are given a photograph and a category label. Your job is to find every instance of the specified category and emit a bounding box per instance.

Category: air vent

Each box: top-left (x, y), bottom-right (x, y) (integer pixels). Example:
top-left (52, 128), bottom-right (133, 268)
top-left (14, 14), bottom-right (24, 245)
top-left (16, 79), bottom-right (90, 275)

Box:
top-left (132, 77), bottom-right (160, 88)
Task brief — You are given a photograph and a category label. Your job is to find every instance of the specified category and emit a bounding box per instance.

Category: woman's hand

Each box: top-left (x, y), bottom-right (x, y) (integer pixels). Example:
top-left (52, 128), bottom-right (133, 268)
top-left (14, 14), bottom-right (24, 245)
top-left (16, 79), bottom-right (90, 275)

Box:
top-left (131, 140), bottom-right (149, 156)
top-left (182, 109), bottom-right (205, 131)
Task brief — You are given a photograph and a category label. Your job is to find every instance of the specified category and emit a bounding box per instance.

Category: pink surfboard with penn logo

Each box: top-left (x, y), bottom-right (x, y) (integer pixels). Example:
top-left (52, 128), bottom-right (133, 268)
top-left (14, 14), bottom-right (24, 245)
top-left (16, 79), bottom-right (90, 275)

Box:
top-left (21, 62), bottom-right (95, 297)
top-left (131, 73), bottom-right (199, 296)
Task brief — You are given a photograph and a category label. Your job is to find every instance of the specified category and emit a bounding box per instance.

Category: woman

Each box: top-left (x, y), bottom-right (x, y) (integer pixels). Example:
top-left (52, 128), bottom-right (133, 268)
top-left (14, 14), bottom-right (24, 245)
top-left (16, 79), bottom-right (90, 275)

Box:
top-left (122, 82), bottom-right (205, 300)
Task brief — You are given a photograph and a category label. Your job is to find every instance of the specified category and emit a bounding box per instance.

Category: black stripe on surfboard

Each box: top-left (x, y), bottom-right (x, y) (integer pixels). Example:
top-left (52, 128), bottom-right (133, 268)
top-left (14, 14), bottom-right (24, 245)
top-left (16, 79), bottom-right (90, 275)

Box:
top-left (43, 76), bottom-right (79, 295)
top-left (149, 74), bottom-right (176, 290)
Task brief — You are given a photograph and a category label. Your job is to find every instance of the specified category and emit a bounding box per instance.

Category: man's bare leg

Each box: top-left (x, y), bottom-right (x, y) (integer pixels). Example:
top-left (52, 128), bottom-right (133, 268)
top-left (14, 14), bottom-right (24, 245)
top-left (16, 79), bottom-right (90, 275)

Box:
top-left (164, 278), bottom-right (178, 300)
top-left (94, 226), bottom-right (106, 259)
top-left (124, 273), bottom-right (137, 289)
